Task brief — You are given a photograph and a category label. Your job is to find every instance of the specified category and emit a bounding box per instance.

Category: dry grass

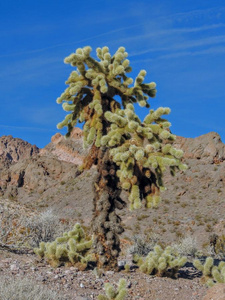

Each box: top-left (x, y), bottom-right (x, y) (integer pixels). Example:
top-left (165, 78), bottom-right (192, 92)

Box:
top-left (0, 276), bottom-right (69, 300)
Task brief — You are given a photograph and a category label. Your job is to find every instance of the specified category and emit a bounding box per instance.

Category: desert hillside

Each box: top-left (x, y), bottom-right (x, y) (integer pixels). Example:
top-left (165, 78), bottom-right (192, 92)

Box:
top-left (0, 129), bottom-right (224, 247)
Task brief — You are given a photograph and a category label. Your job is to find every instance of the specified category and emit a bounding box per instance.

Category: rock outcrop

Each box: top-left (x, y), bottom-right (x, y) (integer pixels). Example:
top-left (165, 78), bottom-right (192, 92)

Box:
top-left (174, 132), bottom-right (225, 163)
top-left (0, 131), bottom-right (84, 199)
top-left (0, 135), bottom-right (39, 169)
top-left (40, 128), bottom-right (87, 165)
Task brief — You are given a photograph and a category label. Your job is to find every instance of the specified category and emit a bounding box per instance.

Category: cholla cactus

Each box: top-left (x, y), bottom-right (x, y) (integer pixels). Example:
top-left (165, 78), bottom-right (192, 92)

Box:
top-left (194, 257), bottom-right (225, 287)
top-left (34, 223), bottom-right (94, 268)
top-left (57, 46), bottom-right (187, 210)
top-left (137, 244), bottom-right (187, 277)
top-left (97, 278), bottom-right (127, 300)
top-left (56, 46), bottom-right (187, 269)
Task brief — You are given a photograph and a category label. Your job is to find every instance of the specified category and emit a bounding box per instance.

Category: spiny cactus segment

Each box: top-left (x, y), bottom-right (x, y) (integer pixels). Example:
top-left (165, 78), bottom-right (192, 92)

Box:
top-left (34, 223), bottom-right (94, 267)
top-left (194, 257), bottom-right (225, 287)
top-left (97, 278), bottom-right (127, 300)
top-left (135, 244), bottom-right (187, 277)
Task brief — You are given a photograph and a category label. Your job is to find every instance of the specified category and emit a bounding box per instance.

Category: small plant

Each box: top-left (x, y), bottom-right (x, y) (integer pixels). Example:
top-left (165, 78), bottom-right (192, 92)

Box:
top-left (93, 267), bottom-right (104, 278)
top-left (195, 214), bottom-right (202, 221)
top-left (205, 224), bottom-right (213, 232)
top-left (209, 234), bottom-right (225, 259)
top-left (34, 223), bottom-right (94, 268)
top-left (173, 220), bottom-right (181, 226)
top-left (97, 278), bottom-right (127, 300)
top-left (193, 257), bottom-right (225, 287)
top-left (128, 234), bottom-right (158, 257)
top-left (135, 244), bottom-right (187, 278)
top-left (175, 231), bottom-right (184, 239)
top-left (0, 203), bottom-right (61, 252)
top-left (0, 204), bottom-right (25, 247)
top-left (172, 235), bottom-right (198, 257)
top-left (124, 264), bottom-right (130, 273)
top-left (22, 209), bottom-right (69, 247)
top-left (137, 214), bottom-right (149, 221)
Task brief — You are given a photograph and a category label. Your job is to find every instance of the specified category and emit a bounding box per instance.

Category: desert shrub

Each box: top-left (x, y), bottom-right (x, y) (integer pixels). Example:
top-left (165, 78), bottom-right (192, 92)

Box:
top-left (128, 234), bottom-right (159, 257)
top-left (97, 278), bottom-right (127, 300)
top-left (0, 276), bottom-right (69, 300)
top-left (0, 203), bottom-right (31, 248)
top-left (209, 234), bottom-right (225, 259)
top-left (22, 209), bottom-right (71, 247)
top-left (172, 235), bottom-right (198, 257)
top-left (0, 205), bottom-right (70, 250)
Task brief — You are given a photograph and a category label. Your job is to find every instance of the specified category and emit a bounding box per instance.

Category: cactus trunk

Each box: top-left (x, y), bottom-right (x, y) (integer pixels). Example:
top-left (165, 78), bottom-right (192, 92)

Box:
top-left (91, 147), bottom-right (125, 270)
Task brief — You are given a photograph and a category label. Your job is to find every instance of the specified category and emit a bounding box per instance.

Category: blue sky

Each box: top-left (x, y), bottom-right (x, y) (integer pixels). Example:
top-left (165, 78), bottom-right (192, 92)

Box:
top-left (0, 0), bottom-right (225, 148)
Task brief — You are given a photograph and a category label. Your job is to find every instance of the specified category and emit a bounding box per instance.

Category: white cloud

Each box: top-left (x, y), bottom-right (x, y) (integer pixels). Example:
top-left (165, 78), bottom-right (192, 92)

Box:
top-left (132, 45), bottom-right (225, 64)
top-left (129, 33), bottom-right (225, 61)
top-left (169, 6), bottom-right (225, 22)
top-left (121, 23), bottom-right (225, 50)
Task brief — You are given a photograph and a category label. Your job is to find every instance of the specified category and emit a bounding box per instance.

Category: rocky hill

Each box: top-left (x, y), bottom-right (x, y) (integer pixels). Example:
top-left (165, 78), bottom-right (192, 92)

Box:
top-left (0, 135), bottom-right (39, 169)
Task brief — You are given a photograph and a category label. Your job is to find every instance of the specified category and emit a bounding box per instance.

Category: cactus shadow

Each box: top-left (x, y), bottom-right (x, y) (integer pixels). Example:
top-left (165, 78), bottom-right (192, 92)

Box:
top-left (178, 261), bottom-right (202, 280)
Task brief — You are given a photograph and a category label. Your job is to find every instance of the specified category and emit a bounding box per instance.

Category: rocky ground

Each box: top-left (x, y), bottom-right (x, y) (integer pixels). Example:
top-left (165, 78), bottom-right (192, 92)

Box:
top-left (0, 248), bottom-right (208, 300)
top-left (0, 128), bottom-right (225, 299)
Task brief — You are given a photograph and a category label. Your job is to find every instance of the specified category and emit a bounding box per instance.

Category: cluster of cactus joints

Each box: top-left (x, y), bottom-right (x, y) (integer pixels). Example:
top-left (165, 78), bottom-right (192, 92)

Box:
top-left (193, 257), bottom-right (225, 287)
top-left (57, 45), bottom-right (156, 144)
top-left (104, 103), bottom-right (187, 210)
top-left (34, 223), bottom-right (94, 268)
top-left (135, 245), bottom-right (187, 278)
top-left (97, 278), bottom-right (127, 300)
